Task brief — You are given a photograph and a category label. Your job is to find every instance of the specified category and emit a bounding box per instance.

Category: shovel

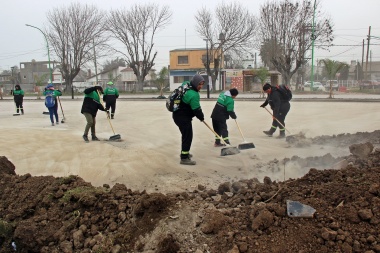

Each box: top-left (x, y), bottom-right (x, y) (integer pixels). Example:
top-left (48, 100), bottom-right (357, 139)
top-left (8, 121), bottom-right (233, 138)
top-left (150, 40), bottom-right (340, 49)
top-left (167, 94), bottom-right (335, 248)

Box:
top-left (234, 119), bottom-right (255, 150)
top-left (57, 96), bottom-right (66, 123)
top-left (263, 107), bottom-right (291, 134)
top-left (97, 90), bottom-right (121, 141)
top-left (203, 121), bottom-right (240, 156)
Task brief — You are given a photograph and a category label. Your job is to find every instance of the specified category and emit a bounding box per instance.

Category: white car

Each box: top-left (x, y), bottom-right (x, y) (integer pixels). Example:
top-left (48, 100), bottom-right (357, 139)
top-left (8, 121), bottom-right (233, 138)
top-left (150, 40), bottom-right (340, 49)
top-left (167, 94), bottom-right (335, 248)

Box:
top-left (304, 81), bottom-right (311, 87)
top-left (311, 82), bottom-right (324, 91)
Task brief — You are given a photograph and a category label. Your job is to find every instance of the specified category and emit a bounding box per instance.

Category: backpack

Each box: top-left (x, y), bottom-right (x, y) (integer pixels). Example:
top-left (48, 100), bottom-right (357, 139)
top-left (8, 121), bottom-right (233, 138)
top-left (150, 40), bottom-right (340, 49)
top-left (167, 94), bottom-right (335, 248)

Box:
top-left (166, 82), bottom-right (191, 112)
top-left (45, 90), bottom-right (56, 108)
top-left (276, 84), bottom-right (292, 101)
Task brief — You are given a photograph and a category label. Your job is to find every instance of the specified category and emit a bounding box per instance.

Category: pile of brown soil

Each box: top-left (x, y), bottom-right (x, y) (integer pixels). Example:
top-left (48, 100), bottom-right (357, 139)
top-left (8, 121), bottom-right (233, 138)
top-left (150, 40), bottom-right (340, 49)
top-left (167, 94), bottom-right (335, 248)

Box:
top-left (0, 131), bottom-right (380, 253)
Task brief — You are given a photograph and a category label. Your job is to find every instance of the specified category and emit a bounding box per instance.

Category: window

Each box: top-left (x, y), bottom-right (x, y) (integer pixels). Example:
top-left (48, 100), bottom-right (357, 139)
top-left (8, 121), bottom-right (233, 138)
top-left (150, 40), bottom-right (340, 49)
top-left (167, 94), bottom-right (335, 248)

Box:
top-left (178, 56), bottom-right (188, 65)
top-left (174, 76), bottom-right (191, 83)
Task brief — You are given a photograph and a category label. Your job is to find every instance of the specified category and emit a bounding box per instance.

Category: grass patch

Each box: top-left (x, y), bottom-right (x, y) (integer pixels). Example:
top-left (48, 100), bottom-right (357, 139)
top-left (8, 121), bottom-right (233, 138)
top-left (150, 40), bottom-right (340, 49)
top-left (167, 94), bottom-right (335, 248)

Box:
top-left (60, 186), bottom-right (105, 203)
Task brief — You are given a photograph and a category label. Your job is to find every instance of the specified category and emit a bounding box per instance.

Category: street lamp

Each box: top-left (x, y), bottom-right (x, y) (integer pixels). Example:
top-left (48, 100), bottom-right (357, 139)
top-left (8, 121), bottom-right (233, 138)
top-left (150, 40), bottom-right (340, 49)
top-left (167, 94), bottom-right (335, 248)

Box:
top-left (25, 24), bottom-right (52, 83)
top-left (203, 39), bottom-right (210, 99)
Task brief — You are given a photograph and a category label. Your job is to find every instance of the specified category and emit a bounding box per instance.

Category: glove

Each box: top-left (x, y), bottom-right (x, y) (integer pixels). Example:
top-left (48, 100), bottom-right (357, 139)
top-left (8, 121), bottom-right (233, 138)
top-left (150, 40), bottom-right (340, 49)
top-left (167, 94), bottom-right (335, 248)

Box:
top-left (260, 104), bottom-right (265, 108)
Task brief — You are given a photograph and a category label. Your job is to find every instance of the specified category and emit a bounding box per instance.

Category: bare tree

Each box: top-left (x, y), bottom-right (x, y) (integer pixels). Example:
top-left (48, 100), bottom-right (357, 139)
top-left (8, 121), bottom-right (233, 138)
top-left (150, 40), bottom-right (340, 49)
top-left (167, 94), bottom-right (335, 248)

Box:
top-left (101, 58), bottom-right (126, 72)
top-left (46, 3), bottom-right (107, 98)
top-left (107, 4), bottom-right (172, 92)
top-left (195, 2), bottom-right (257, 91)
top-left (258, 0), bottom-right (333, 86)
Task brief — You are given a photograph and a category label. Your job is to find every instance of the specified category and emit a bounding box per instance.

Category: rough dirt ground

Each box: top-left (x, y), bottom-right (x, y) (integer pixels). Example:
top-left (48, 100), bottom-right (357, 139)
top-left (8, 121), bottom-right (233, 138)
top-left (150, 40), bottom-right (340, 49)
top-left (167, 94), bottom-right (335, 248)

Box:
top-left (0, 97), bottom-right (380, 252)
top-left (1, 132), bottom-right (380, 253)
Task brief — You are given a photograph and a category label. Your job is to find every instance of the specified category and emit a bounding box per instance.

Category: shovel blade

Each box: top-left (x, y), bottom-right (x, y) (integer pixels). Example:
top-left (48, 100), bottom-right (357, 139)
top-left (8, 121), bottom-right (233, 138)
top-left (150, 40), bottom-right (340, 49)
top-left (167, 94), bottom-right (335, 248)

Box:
top-left (109, 134), bottom-right (121, 141)
top-left (13, 114), bottom-right (21, 116)
top-left (238, 142), bottom-right (255, 150)
top-left (220, 146), bottom-right (240, 156)
top-left (42, 112), bottom-right (50, 115)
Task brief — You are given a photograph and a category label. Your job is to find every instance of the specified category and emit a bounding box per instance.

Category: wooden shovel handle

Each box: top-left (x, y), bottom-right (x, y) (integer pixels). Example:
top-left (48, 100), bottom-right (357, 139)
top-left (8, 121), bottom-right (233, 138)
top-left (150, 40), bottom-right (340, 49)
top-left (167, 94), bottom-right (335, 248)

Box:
top-left (263, 107), bottom-right (291, 134)
top-left (203, 121), bottom-right (228, 145)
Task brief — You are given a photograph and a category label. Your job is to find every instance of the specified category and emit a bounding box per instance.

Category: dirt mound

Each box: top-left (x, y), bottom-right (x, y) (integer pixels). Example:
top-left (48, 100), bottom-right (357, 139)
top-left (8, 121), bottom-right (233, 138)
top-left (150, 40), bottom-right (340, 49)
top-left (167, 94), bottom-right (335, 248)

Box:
top-left (1, 132), bottom-right (380, 253)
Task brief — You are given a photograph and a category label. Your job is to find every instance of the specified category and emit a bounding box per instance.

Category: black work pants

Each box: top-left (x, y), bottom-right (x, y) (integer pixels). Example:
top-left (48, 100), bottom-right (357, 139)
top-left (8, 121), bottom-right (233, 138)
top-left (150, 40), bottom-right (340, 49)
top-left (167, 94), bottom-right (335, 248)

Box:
top-left (272, 102), bottom-right (290, 129)
top-left (105, 102), bottom-right (116, 115)
top-left (15, 101), bottom-right (23, 113)
top-left (212, 118), bottom-right (229, 144)
top-left (173, 116), bottom-right (193, 159)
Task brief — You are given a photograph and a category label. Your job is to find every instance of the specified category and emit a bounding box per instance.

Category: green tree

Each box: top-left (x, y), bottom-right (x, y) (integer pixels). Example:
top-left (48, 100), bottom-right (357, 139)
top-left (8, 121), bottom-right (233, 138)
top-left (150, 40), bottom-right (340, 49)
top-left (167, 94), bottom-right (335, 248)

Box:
top-left (256, 67), bottom-right (269, 98)
top-left (34, 73), bottom-right (49, 99)
top-left (154, 67), bottom-right (169, 97)
top-left (319, 59), bottom-right (347, 98)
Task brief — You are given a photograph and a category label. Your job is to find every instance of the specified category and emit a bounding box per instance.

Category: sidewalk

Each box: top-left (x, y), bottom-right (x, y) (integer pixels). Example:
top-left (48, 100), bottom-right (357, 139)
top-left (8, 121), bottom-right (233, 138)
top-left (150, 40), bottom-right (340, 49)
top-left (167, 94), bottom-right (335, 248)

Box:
top-left (1, 92), bottom-right (380, 101)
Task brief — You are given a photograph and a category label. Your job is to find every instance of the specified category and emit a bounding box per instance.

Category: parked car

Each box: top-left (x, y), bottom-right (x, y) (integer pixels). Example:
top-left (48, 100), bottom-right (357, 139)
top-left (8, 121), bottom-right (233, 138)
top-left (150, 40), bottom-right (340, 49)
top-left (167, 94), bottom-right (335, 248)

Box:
top-left (311, 82), bottom-right (324, 91)
top-left (304, 81), bottom-right (311, 87)
top-left (359, 80), bottom-right (380, 89)
top-left (325, 80), bottom-right (339, 91)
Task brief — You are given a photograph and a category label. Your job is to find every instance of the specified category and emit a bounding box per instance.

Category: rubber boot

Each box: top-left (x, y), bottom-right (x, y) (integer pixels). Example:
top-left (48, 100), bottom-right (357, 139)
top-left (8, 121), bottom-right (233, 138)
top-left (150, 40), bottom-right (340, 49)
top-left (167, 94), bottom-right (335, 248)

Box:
top-left (263, 127), bottom-right (276, 137)
top-left (214, 138), bottom-right (226, 147)
top-left (111, 113), bottom-right (114, 119)
top-left (92, 135), bottom-right (100, 141)
top-left (180, 158), bottom-right (196, 165)
top-left (278, 130), bottom-right (286, 139)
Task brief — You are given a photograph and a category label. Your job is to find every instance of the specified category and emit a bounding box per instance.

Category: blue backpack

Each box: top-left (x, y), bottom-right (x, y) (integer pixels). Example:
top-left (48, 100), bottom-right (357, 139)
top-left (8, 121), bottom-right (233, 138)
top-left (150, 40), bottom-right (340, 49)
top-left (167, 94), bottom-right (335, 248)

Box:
top-left (45, 90), bottom-right (56, 108)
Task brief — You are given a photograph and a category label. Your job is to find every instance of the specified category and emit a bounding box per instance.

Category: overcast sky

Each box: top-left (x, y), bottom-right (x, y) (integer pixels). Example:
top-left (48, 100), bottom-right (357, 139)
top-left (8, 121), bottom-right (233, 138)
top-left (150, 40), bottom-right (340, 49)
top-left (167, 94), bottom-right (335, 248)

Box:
top-left (0, 0), bottom-right (379, 72)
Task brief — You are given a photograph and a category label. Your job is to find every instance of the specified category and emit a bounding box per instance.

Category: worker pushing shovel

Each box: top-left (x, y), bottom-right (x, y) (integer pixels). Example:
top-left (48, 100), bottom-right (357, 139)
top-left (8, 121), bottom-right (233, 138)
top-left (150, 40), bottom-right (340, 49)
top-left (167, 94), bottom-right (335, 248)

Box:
top-left (80, 85), bottom-right (120, 143)
top-left (260, 83), bottom-right (291, 138)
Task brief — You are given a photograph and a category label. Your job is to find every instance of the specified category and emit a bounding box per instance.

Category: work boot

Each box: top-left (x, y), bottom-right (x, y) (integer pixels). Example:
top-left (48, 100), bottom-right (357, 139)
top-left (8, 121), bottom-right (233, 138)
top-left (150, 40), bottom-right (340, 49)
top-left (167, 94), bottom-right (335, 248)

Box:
top-left (83, 135), bottom-right (89, 143)
top-left (179, 154), bottom-right (193, 158)
top-left (277, 130), bottom-right (286, 139)
top-left (214, 143), bottom-right (226, 147)
top-left (111, 113), bottom-right (114, 119)
top-left (263, 128), bottom-right (276, 137)
top-left (51, 122), bottom-right (55, 126)
top-left (92, 135), bottom-right (100, 141)
top-left (180, 158), bottom-right (196, 165)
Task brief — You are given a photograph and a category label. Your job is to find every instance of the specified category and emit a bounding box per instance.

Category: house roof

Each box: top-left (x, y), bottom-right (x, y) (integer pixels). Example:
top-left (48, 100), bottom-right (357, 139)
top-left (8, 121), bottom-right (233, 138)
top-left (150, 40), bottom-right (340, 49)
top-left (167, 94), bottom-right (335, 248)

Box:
top-left (170, 48), bottom-right (206, 52)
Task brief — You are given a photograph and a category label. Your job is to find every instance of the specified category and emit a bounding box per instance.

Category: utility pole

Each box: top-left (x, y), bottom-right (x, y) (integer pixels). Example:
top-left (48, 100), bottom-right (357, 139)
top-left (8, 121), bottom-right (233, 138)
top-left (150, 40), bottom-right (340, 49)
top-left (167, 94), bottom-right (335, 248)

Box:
top-left (11, 67), bottom-right (15, 92)
top-left (310, 0), bottom-right (317, 89)
top-left (204, 39), bottom-right (210, 99)
top-left (93, 39), bottom-right (99, 84)
top-left (365, 26), bottom-right (371, 80)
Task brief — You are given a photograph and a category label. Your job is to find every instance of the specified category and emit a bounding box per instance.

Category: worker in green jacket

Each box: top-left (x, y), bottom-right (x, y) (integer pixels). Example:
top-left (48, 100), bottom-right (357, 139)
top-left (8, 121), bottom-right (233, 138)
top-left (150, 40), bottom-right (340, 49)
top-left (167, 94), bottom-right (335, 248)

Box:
top-left (103, 81), bottom-right (119, 119)
top-left (13, 84), bottom-right (24, 114)
top-left (172, 74), bottom-right (205, 165)
top-left (211, 88), bottom-right (238, 146)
